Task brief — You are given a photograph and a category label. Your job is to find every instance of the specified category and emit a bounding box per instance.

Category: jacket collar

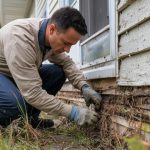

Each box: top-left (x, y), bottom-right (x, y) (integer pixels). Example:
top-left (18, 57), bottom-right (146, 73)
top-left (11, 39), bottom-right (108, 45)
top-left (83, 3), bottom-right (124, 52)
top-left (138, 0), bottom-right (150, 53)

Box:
top-left (38, 19), bottom-right (51, 52)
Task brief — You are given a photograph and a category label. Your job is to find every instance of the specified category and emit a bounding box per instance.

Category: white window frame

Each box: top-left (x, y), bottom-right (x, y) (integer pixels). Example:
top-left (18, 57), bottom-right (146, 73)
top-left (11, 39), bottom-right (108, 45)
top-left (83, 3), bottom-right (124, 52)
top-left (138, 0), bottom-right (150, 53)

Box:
top-left (62, 0), bottom-right (77, 7)
top-left (79, 0), bottom-right (118, 80)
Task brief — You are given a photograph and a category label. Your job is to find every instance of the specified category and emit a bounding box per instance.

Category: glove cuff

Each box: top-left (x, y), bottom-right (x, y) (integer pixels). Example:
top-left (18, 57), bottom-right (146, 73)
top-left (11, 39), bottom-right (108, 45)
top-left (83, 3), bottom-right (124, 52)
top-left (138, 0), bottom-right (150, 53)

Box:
top-left (81, 84), bottom-right (90, 92)
top-left (68, 106), bottom-right (80, 122)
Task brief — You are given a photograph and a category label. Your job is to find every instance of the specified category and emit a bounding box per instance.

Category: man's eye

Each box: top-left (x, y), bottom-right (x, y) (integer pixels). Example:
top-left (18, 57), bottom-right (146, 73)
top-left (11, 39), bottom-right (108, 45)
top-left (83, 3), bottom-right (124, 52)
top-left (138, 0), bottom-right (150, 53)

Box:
top-left (64, 42), bottom-right (70, 46)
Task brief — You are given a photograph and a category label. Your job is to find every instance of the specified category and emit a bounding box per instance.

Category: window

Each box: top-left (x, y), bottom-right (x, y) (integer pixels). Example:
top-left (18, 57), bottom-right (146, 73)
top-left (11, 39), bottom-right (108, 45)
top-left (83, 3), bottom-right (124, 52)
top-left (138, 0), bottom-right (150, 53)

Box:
top-left (68, 0), bottom-right (76, 6)
top-left (60, 0), bottom-right (77, 7)
top-left (79, 0), bottom-right (117, 79)
top-left (82, 31), bottom-right (110, 65)
top-left (80, 0), bottom-right (109, 42)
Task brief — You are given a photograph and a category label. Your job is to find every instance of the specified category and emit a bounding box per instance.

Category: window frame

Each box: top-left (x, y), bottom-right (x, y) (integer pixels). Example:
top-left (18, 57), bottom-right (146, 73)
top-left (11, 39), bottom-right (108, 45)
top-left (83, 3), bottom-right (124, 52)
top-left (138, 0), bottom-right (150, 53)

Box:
top-left (64, 0), bottom-right (77, 7)
top-left (79, 0), bottom-right (118, 79)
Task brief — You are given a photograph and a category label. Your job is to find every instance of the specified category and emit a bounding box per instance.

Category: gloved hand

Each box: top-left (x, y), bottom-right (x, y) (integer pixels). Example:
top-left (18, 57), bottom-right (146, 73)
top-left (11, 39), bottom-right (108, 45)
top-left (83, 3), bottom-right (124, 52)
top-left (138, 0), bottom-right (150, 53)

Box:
top-left (81, 84), bottom-right (102, 110)
top-left (68, 105), bottom-right (99, 126)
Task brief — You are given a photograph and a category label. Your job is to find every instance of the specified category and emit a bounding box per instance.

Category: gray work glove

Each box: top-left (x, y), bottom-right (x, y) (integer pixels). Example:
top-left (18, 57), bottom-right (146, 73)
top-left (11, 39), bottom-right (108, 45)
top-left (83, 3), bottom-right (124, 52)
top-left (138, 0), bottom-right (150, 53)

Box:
top-left (68, 106), bottom-right (99, 126)
top-left (81, 84), bottom-right (102, 110)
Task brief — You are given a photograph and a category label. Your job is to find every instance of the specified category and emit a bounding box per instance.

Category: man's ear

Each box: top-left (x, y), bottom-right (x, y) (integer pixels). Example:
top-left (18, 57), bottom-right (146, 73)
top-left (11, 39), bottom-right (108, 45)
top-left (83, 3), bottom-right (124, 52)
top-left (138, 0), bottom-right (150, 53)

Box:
top-left (49, 24), bottom-right (56, 35)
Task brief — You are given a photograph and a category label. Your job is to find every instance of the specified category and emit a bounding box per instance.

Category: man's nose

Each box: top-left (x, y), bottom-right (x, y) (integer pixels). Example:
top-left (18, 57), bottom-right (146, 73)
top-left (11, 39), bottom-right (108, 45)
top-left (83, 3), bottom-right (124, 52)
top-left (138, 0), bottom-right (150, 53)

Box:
top-left (64, 46), bottom-right (71, 53)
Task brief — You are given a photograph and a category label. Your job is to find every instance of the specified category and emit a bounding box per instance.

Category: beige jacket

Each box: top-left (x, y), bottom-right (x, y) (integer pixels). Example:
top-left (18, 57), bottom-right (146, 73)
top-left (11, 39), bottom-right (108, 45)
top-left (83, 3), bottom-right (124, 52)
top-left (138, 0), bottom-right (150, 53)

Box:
top-left (0, 18), bottom-right (87, 117)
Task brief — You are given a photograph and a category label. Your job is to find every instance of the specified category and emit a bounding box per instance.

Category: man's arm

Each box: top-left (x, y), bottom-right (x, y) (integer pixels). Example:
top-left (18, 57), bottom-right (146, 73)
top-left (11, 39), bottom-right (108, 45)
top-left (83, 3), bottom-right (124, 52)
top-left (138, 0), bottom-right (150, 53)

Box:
top-left (49, 53), bottom-right (87, 90)
top-left (3, 29), bottom-right (72, 116)
top-left (49, 53), bottom-right (102, 110)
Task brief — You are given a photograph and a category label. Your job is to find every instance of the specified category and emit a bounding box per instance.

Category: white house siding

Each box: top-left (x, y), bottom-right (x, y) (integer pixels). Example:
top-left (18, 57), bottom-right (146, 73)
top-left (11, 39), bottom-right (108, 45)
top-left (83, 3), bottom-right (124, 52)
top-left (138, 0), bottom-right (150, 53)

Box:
top-left (28, 0), bottom-right (35, 18)
top-left (119, 20), bottom-right (150, 57)
top-left (35, 0), bottom-right (47, 17)
top-left (118, 0), bottom-right (150, 85)
top-left (47, 0), bottom-right (59, 17)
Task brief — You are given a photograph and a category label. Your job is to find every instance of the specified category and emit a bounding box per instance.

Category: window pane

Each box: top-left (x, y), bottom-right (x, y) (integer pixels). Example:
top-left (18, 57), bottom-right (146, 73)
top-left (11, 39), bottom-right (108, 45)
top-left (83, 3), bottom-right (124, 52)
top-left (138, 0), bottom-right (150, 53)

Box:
top-left (69, 0), bottom-right (75, 5)
top-left (82, 31), bottom-right (110, 65)
top-left (80, 0), bottom-right (109, 42)
top-left (90, 0), bottom-right (109, 35)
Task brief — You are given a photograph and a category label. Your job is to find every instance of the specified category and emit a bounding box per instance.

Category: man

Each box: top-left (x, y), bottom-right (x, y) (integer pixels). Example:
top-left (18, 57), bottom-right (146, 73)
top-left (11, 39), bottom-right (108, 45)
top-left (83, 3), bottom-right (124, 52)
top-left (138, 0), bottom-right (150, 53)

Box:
top-left (0, 7), bottom-right (102, 128)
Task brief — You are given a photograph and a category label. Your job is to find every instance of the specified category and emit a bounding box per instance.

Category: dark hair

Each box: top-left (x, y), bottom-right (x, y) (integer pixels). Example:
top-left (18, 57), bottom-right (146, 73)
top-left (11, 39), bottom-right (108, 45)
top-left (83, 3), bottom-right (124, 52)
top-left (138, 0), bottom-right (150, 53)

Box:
top-left (48, 7), bottom-right (87, 35)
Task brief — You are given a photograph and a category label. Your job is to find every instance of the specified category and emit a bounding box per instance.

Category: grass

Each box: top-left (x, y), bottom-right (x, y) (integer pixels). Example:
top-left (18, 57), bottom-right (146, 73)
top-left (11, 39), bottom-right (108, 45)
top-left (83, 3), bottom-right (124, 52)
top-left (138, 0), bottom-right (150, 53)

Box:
top-left (124, 136), bottom-right (148, 150)
top-left (0, 114), bottom-right (99, 150)
top-left (0, 93), bottom-right (99, 149)
top-left (54, 123), bottom-right (98, 146)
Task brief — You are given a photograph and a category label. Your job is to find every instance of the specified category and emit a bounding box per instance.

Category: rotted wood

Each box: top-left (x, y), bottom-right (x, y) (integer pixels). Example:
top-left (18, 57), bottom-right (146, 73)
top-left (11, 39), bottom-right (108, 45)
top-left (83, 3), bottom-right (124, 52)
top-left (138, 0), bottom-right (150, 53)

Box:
top-left (103, 103), bottom-right (150, 124)
top-left (111, 115), bottom-right (150, 143)
top-left (111, 115), bottom-right (150, 133)
top-left (102, 86), bottom-right (150, 97)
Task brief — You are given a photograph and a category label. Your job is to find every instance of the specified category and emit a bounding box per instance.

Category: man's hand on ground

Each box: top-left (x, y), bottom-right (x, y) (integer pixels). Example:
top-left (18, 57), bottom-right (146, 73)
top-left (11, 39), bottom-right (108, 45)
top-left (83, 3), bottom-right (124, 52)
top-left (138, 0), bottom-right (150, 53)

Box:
top-left (81, 84), bottom-right (102, 110)
top-left (68, 106), bottom-right (99, 126)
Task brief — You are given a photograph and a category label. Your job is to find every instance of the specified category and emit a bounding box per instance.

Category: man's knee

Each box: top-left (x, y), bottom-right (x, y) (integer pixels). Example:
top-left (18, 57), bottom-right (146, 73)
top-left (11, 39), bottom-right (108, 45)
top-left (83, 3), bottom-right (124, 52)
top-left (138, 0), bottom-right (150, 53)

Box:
top-left (39, 64), bottom-right (66, 95)
top-left (40, 64), bottom-right (66, 83)
top-left (0, 74), bottom-right (27, 123)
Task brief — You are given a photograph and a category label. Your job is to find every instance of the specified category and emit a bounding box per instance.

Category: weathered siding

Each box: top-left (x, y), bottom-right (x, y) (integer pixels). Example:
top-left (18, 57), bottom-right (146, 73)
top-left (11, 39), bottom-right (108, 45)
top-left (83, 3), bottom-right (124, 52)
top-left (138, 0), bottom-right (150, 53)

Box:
top-left (112, 0), bottom-right (150, 146)
top-left (48, 0), bottom-right (59, 17)
top-left (119, 19), bottom-right (150, 57)
top-left (35, 0), bottom-right (46, 17)
top-left (118, 0), bottom-right (150, 34)
top-left (119, 51), bottom-right (150, 85)
top-left (117, 0), bottom-right (135, 12)
top-left (118, 0), bottom-right (150, 86)
top-left (28, 0), bottom-right (35, 18)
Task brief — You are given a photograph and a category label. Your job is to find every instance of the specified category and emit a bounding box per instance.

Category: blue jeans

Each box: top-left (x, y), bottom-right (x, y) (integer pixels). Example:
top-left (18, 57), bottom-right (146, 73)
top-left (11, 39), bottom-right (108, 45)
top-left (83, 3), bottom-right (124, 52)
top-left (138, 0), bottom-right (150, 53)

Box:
top-left (0, 64), bottom-right (66, 127)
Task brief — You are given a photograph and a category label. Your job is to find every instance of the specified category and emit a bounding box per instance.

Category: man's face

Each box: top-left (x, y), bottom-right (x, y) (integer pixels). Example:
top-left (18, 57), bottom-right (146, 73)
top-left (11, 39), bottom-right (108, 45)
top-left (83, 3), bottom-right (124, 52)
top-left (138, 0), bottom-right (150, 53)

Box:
top-left (47, 24), bottom-right (81, 54)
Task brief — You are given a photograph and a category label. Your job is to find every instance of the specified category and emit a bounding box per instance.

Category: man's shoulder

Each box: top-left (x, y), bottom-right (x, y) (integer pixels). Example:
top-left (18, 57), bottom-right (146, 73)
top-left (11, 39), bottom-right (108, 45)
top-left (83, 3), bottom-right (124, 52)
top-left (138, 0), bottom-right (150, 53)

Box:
top-left (1, 18), bottom-right (42, 42)
top-left (12, 18), bottom-right (41, 26)
top-left (1, 18), bottom-right (41, 34)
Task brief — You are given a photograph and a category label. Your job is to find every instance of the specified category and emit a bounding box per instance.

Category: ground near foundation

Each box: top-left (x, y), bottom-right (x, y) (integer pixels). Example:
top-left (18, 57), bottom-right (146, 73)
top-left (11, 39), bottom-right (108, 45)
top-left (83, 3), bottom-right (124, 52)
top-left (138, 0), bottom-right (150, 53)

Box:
top-left (0, 94), bottom-right (150, 150)
top-left (0, 114), bottom-right (100, 150)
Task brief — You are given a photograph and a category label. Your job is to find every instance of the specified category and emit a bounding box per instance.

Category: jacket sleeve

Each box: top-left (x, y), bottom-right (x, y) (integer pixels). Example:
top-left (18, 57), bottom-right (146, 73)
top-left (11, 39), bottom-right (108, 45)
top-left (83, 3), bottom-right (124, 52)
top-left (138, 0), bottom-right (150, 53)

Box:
top-left (49, 53), bottom-right (87, 90)
top-left (3, 28), bottom-right (72, 116)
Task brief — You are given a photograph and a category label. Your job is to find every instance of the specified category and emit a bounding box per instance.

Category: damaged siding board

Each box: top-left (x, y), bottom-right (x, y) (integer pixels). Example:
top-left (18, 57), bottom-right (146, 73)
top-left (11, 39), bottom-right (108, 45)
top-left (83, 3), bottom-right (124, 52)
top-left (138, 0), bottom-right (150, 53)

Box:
top-left (118, 51), bottom-right (150, 86)
top-left (119, 19), bottom-right (150, 58)
top-left (118, 0), bottom-right (135, 12)
top-left (111, 116), bottom-right (150, 142)
top-left (118, 0), bottom-right (150, 35)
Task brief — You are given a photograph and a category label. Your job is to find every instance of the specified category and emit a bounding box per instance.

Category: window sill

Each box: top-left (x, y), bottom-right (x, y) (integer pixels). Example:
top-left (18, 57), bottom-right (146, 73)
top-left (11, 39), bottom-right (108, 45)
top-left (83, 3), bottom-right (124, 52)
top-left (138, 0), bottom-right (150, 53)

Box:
top-left (83, 64), bottom-right (115, 80)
